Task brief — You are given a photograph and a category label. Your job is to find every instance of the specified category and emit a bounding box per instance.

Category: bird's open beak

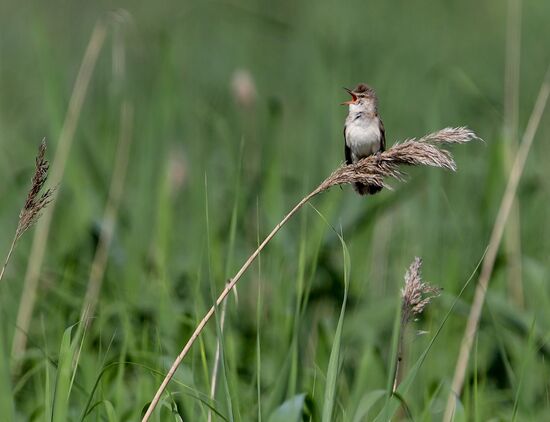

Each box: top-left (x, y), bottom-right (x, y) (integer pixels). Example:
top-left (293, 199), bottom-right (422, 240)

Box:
top-left (341, 87), bottom-right (357, 105)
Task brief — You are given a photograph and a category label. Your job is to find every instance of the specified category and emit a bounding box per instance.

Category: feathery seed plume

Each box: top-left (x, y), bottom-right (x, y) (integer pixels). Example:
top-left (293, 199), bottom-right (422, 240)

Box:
top-left (393, 257), bottom-right (441, 393)
top-left (401, 257), bottom-right (441, 323)
top-left (16, 139), bottom-right (54, 240)
top-left (321, 127), bottom-right (478, 192)
top-left (0, 139), bottom-right (54, 284)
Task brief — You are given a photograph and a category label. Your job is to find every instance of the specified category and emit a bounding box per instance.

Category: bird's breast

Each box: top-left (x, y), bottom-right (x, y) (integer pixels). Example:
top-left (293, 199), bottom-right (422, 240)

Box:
top-left (345, 117), bottom-right (381, 161)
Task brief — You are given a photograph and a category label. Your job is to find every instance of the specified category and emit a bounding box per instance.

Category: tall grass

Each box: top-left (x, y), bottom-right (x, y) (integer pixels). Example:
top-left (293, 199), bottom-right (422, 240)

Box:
top-left (142, 127), bottom-right (476, 420)
top-left (1, 1), bottom-right (550, 421)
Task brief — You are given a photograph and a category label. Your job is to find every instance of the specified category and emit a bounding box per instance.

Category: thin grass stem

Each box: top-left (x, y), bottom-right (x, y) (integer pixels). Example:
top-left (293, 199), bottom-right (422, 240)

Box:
top-left (443, 66), bottom-right (550, 422)
top-left (0, 235), bottom-right (18, 284)
top-left (503, 0), bottom-right (524, 309)
top-left (80, 101), bottom-right (133, 327)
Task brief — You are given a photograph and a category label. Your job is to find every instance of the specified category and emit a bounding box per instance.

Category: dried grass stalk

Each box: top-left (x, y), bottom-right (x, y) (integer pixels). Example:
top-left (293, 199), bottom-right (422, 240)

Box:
top-left (80, 102), bottom-right (133, 327)
top-left (502, 0), bottom-right (524, 310)
top-left (141, 126), bottom-right (476, 421)
top-left (11, 20), bottom-right (107, 366)
top-left (0, 140), bottom-right (54, 283)
top-left (443, 66), bottom-right (550, 422)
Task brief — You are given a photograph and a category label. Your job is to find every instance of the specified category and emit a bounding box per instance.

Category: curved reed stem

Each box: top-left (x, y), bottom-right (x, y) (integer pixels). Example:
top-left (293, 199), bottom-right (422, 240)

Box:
top-left (142, 127), bottom-right (477, 421)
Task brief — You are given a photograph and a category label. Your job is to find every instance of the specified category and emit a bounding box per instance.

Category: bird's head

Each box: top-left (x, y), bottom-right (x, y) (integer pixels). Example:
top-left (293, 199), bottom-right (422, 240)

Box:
top-left (341, 83), bottom-right (378, 113)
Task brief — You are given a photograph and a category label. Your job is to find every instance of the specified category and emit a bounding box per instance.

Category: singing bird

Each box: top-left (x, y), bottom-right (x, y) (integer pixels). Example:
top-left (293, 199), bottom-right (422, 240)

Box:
top-left (342, 83), bottom-right (386, 195)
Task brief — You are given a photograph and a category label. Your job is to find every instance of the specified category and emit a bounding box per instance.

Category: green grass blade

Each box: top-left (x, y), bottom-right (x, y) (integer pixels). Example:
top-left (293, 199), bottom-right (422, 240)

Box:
top-left (256, 200), bottom-right (263, 422)
top-left (52, 324), bottom-right (78, 422)
top-left (104, 400), bottom-right (118, 422)
top-left (205, 175), bottom-right (236, 422)
top-left (512, 318), bottom-right (537, 421)
top-left (380, 299), bottom-right (403, 422)
top-left (0, 323), bottom-right (15, 420)
top-left (321, 227), bottom-right (350, 422)
top-left (352, 390), bottom-right (386, 422)
top-left (267, 393), bottom-right (307, 422)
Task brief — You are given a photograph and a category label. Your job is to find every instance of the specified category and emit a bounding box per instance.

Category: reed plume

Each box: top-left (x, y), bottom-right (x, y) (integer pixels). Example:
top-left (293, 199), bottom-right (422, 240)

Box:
top-left (393, 257), bottom-right (441, 392)
top-left (142, 126), bottom-right (477, 421)
top-left (0, 140), bottom-right (54, 283)
top-left (320, 127), bottom-right (476, 192)
top-left (401, 257), bottom-right (440, 324)
top-left (16, 140), bottom-right (54, 239)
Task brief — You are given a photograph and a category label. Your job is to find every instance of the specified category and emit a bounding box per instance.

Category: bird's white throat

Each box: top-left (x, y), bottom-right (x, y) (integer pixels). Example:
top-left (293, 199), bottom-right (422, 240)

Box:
top-left (345, 113), bottom-right (381, 161)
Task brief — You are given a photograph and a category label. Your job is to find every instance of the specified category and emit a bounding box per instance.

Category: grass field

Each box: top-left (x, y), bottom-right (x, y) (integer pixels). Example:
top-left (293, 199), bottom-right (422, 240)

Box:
top-left (1, 0), bottom-right (550, 420)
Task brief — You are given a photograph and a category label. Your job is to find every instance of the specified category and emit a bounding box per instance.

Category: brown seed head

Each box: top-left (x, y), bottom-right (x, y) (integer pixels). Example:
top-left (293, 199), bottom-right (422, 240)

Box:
top-left (16, 139), bottom-right (54, 239)
top-left (401, 257), bottom-right (441, 323)
top-left (320, 127), bottom-right (478, 192)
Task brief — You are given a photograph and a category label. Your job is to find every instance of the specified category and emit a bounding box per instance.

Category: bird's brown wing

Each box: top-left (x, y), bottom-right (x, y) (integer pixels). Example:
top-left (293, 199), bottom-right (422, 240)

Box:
top-left (379, 118), bottom-right (386, 152)
top-left (344, 126), bottom-right (352, 165)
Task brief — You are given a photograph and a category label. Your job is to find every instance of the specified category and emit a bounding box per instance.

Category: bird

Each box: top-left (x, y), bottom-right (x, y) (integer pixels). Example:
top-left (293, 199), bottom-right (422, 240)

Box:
top-left (342, 83), bottom-right (386, 195)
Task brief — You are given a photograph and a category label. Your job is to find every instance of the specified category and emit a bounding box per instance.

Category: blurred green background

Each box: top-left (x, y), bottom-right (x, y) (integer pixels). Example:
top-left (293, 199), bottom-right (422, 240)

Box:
top-left (1, 0), bottom-right (550, 420)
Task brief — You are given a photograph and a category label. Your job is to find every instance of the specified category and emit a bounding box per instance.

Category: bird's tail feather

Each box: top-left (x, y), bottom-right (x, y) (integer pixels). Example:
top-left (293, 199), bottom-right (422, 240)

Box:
top-left (354, 182), bottom-right (382, 195)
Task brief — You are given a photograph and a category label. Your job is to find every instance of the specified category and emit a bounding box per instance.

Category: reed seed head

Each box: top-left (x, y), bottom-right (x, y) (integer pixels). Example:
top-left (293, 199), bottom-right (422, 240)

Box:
top-left (16, 139), bottom-right (54, 240)
top-left (320, 127), bottom-right (478, 192)
top-left (401, 257), bottom-right (440, 323)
